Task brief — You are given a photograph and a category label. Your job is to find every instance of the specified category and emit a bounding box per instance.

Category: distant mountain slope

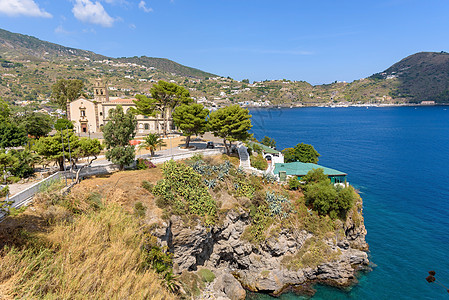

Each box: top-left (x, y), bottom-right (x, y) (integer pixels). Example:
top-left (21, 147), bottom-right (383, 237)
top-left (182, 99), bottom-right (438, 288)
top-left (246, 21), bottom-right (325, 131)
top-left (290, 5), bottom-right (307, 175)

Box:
top-left (117, 56), bottom-right (216, 79)
top-left (372, 52), bottom-right (449, 103)
top-left (0, 28), bottom-right (215, 79)
top-left (0, 28), bottom-right (105, 60)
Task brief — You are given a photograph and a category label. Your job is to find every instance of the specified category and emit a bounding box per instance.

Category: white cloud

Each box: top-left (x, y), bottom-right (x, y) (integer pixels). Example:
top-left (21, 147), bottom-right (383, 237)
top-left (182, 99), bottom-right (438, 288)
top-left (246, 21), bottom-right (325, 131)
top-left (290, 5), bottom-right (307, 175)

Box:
top-left (0, 0), bottom-right (52, 17)
top-left (72, 0), bottom-right (115, 27)
top-left (129, 23), bottom-right (136, 29)
top-left (138, 0), bottom-right (152, 13)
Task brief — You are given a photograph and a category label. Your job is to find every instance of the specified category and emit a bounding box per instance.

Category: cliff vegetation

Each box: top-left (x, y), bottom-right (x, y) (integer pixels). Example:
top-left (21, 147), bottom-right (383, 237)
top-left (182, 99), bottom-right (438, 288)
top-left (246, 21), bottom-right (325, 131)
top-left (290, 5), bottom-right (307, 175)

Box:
top-left (0, 155), bottom-right (369, 299)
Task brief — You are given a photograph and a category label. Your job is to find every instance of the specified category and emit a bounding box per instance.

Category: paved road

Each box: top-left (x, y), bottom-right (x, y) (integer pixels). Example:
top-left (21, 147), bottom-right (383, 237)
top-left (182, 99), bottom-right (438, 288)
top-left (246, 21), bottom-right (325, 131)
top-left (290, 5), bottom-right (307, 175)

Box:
top-left (4, 140), bottom-right (224, 198)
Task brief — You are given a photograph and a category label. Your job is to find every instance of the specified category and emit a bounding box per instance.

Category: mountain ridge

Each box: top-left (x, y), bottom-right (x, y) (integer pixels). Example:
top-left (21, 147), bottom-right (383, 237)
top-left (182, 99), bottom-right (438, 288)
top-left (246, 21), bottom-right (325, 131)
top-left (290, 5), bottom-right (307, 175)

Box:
top-left (0, 28), bottom-right (216, 79)
top-left (1, 27), bottom-right (449, 105)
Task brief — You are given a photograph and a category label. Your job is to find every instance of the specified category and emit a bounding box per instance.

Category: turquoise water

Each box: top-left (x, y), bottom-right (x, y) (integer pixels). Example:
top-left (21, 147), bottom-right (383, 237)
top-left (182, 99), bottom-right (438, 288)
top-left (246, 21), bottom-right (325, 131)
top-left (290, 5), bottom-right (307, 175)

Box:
top-left (249, 106), bottom-right (449, 299)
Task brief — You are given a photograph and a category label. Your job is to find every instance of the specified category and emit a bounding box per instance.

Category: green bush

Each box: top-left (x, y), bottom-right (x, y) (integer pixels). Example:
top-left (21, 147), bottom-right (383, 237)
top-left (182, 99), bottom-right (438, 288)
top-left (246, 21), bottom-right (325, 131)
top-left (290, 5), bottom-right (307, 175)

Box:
top-left (197, 268), bottom-right (215, 283)
top-left (252, 144), bottom-right (263, 154)
top-left (243, 204), bottom-right (271, 243)
top-left (7, 176), bottom-right (20, 183)
top-left (142, 234), bottom-right (178, 292)
top-left (153, 160), bottom-right (217, 224)
top-left (250, 153), bottom-right (268, 170)
top-left (134, 202), bottom-right (147, 217)
top-left (288, 176), bottom-right (300, 190)
top-left (304, 179), bottom-right (355, 219)
top-left (86, 192), bottom-right (104, 210)
top-left (301, 168), bottom-right (329, 184)
top-left (141, 180), bottom-right (153, 192)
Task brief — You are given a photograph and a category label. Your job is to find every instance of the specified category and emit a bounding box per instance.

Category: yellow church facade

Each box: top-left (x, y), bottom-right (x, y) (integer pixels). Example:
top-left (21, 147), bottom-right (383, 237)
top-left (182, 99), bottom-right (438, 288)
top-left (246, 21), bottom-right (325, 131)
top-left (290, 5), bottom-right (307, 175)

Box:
top-left (69, 79), bottom-right (173, 135)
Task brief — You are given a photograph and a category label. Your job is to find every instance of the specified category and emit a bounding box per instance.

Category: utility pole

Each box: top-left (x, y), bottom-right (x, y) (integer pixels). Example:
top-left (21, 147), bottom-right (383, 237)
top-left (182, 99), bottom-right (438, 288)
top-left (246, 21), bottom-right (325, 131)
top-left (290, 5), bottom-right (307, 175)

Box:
top-left (60, 129), bottom-right (67, 186)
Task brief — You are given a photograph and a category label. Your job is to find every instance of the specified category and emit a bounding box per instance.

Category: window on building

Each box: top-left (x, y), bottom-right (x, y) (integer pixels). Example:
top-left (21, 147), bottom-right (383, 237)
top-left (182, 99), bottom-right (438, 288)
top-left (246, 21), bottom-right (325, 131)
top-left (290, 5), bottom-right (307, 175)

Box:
top-left (81, 110), bottom-right (86, 117)
top-left (144, 123), bottom-right (149, 130)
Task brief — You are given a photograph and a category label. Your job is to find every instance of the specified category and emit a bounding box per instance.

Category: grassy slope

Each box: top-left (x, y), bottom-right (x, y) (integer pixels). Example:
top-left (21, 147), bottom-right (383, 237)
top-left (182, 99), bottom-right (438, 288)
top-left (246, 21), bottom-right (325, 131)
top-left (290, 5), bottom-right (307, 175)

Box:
top-left (0, 179), bottom-right (173, 300)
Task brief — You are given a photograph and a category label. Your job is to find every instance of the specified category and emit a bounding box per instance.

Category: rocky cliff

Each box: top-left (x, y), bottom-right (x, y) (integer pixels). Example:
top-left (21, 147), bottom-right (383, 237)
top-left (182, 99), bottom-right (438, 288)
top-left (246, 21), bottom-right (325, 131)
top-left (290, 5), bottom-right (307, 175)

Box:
top-left (153, 197), bottom-right (369, 298)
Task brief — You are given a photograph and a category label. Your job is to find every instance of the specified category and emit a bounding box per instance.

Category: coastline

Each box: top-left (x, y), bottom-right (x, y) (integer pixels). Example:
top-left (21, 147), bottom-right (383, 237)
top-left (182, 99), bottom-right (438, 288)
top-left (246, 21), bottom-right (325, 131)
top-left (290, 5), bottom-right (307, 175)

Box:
top-left (243, 103), bottom-right (449, 109)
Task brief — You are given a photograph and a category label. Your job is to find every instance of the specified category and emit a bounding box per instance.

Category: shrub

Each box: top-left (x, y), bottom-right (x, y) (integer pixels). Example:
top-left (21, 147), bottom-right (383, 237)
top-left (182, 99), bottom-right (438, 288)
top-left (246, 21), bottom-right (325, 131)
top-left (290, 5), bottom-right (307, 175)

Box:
top-left (190, 154), bottom-right (204, 162)
top-left (288, 176), bottom-right (300, 190)
top-left (134, 202), bottom-right (147, 217)
top-left (142, 234), bottom-right (178, 292)
top-left (136, 158), bottom-right (156, 170)
top-left (197, 268), bottom-right (215, 283)
top-left (304, 181), bottom-right (355, 219)
top-left (6, 176), bottom-right (20, 184)
top-left (301, 168), bottom-right (329, 184)
top-left (265, 191), bottom-right (290, 218)
top-left (141, 180), bottom-right (153, 192)
top-left (153, 160), bottom-right (217, 224)
top-left (252, 143), bottom-right (263, 154)
top-left (86, 192), bottom-right (104, 210)
top-left (250, 153), bottom-right (268, 171)
top-left (242, 204), bottom-right (271, 243)
top-left (262, 173), bottom-right (276, 184)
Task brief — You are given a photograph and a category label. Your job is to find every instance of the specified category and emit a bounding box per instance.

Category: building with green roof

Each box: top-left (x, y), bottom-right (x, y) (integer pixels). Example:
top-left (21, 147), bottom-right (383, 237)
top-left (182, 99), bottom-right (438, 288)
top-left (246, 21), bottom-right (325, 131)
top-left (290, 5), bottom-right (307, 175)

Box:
top-left (247, 141), bottom-right (284, 165)
top-left (274, 162), bottom-right (347, 184)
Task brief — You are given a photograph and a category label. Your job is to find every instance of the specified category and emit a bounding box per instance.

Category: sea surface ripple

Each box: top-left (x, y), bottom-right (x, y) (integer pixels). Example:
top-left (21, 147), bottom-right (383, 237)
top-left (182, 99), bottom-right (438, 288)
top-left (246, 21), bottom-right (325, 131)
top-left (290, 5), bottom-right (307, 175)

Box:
top-left (248, 106), bottom-right (449, 300)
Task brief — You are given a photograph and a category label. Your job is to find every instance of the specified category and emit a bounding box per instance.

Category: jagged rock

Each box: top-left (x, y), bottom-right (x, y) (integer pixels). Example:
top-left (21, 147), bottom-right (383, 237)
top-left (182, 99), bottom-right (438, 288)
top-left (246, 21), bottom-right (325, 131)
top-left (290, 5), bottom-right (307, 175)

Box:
top-left (213, 273), bottom-right (246, 300)
top-left (154, 204), bottom-right (369, 297)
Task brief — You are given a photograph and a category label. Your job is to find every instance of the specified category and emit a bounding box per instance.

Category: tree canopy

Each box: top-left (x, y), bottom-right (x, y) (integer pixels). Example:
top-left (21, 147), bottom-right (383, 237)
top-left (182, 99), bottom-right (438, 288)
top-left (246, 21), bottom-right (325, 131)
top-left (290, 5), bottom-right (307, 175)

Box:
top-left (0, 98), bottom-right (11, 123)
top-left (261, 136), bottom-right (276, 148)
top-left (0, 151), bottom-right (17, 183)
top-left (282, 143), bottom-right (320, 163)
top-left (51, 79), bottom-right (84, 116)
top-left (0, 122), bottom-right (28, 148)
top-left (55, 118), bottom-right (75, 131)
top-left (133, 94), bottom-right (158, 117)
top-left (134, 81), bottom-right (192, 136)
top-left (208, 104), bottom-right (252, 154)
top-left (103, 105), bottom-right (137, 170)
top-left (138, 133), bottom-right (166, 157)
top-left (303, 169), bottom-right (355, 219)
top-left (173, 104), bottom-right (209, 148)
top-left (19, 112), bottom-right (53, 138)
top-left (73, 138), bottom-right (103, 183)
top-left (34, 130), bottom-right (80, 171)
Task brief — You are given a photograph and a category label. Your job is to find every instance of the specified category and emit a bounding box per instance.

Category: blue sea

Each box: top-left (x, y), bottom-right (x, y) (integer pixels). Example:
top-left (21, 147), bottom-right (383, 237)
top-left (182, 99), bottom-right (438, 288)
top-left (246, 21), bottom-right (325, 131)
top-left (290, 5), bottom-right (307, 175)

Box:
top-left (248, 106), bottom-right (449, 299)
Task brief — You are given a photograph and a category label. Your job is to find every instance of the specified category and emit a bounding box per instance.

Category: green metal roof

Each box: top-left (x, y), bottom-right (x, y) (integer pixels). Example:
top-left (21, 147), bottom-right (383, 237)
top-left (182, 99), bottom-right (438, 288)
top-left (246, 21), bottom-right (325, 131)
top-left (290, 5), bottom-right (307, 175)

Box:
top-left (248, 141), bottom-right (280, 154)
top-left (274, 162), bottom-right (347, 176)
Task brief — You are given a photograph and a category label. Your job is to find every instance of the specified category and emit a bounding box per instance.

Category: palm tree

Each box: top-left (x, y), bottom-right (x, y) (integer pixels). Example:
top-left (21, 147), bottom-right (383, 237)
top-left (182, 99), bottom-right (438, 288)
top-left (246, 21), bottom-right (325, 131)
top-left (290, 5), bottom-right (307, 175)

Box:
top-left (139, 133), bottom-right (166, 156)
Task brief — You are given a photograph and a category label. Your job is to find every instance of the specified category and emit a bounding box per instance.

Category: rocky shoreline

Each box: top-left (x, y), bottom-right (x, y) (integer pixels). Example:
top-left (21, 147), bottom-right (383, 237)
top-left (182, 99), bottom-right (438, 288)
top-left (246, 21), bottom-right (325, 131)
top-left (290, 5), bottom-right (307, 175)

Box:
top-left (152, 197), bottom-right (369, 299)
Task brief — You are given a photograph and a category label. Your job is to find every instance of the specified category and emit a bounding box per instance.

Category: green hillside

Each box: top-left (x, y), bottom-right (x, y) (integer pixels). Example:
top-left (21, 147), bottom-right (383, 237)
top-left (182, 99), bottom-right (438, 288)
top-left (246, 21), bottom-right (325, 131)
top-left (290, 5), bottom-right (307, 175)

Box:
top-left (371, 51), bottom-right (449, 103)
top-left (0, 28), bottom-right (215, 79)
top-left (1, 28), bottom-right (448, 106)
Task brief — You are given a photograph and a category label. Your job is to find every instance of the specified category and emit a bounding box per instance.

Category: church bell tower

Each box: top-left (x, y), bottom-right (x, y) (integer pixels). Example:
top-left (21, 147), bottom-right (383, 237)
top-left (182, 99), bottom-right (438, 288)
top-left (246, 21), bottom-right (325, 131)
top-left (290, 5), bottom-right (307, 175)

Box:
top-left (93, 78), bottom-right (109, 102)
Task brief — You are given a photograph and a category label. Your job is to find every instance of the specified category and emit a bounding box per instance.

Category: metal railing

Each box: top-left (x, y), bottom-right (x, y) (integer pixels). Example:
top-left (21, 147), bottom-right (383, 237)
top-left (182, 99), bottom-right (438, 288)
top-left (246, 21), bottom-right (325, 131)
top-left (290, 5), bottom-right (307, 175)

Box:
top-left (142, 148), bottom-right (223, 164)
top-left (0, 148), bottom-right (224, 221)
top-left (8, 171), bottom-right (64, 210)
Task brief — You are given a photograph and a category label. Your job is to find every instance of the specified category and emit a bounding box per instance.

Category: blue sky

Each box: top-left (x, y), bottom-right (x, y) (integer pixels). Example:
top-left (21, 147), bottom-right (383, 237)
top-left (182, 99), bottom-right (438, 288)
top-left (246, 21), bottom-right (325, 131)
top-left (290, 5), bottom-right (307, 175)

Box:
top-left (1, 0), bottom-right (449, 84)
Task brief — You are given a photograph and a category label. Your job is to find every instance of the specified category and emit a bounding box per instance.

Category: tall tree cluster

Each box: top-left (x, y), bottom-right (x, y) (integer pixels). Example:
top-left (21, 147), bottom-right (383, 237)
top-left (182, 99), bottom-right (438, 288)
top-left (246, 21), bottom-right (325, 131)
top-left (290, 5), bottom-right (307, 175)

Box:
top-left (51, 79), bottom-right (84, 117)
top-left (103, 105), bottom-right (137, 170)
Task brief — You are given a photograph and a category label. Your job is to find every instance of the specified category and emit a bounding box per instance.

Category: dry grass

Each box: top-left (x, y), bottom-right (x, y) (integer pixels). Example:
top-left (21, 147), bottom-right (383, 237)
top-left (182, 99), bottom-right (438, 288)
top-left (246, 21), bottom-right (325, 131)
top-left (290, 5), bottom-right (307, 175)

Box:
top-left (71, 168), bottom-right (165, 222)
top-left (281, 237), bottom-right (341, 270)
top-left (0, 204), bottom-right (174, 300)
